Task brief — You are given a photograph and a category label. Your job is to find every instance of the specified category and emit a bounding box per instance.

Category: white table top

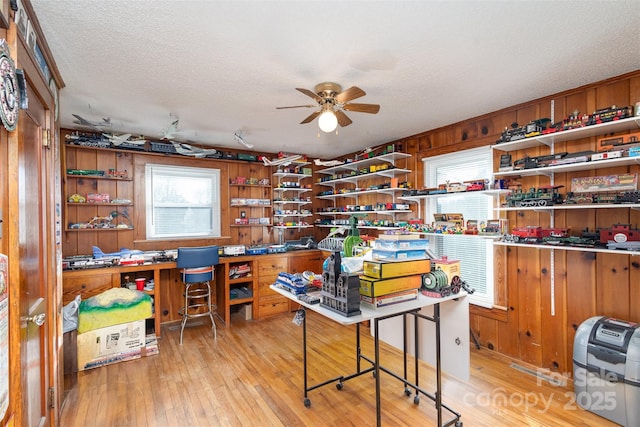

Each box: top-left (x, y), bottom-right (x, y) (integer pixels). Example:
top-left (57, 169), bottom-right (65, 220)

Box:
top-left (271, 284), bottom-right (467, 326)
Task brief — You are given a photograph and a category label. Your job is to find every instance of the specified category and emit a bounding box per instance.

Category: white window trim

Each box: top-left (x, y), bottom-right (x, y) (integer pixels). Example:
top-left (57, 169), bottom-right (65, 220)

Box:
top-left (145, 163), bottom-right (221, 239)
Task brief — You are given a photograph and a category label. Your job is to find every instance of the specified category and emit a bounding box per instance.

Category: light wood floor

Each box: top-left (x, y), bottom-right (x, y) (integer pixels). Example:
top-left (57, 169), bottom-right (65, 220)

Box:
top-left (60, 311), bottom-right (618, 426)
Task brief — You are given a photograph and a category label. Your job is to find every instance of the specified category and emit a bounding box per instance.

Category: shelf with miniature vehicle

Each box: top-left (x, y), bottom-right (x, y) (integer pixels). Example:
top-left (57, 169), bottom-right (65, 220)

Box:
top-left (399, 179), bottom-right (509, 201)
top-left (316, 181), bottom-right (411, 199)
top-left (399, 216), bottom-right (507, 239)
top-left (271, 160), bottom-right (314, 232)
top-left (315, 147), bottom-right (412, 237)
top-left (498, 223), bottom-right (640, 253)
top-left (315, 146), bottom-right (410, 177)
top-left (492, 105), bottom-right (640, 152)
top-left (66, 209), bottom-right (134, 231)
top-left (497, 174), bottom-right (640, 212)
top-left (66, 168), bottom-right (132, 181)
top-left (66, 193), bottom-right (133, 206)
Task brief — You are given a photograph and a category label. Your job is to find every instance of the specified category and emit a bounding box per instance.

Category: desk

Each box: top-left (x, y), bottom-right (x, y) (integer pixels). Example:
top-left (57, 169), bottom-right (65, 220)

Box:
top-left (63, 261), bottom-right (176, 337)
top-left (272, 285), bottom-right (467, 427)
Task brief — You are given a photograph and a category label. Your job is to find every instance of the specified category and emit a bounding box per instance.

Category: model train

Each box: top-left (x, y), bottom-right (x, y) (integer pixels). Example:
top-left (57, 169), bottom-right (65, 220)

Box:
top-left (506, 185), bottom-right (564, 207)
top-left (564, 191), bottom-right (640, 205)
top-left (502, 223), bottom-right (640, 249)
top-left (505, 187), bottom-right (640, 208)
top-left (496, 105), bottom-right (636, 144)
top-left (420, 267), bottom-right (475, 298)
top-left (503, 226), bottom-right (569, 243)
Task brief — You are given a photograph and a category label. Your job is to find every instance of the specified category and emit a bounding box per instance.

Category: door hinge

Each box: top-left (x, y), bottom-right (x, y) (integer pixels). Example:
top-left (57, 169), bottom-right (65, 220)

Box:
top-left (48, 387), bottom-right (55, 408)
top-left (42, 129), bottom-right (51, 147)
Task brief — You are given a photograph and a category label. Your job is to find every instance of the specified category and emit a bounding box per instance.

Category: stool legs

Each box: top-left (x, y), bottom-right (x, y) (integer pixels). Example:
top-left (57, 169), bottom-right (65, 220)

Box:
top-left (179, 280), bottom-right (217, 345)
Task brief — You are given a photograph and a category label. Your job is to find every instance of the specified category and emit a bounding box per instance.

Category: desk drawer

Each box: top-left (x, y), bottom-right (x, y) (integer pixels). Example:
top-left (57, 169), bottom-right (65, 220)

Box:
top-left (257, 296), bottom-right (289, 318)
top-left (257, 257), bottom-right (288, 276)
top-left (257, 276), bottom-right (280, 297)
top-left (63, 273), bottom-right (114, 304)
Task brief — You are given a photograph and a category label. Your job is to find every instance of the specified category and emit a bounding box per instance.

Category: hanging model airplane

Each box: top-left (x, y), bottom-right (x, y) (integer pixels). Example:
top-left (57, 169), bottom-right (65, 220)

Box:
top-left (261, 154), bottom-right (303, 167)
top-left (234, 130), bottom-right (253, 149)
top-left (170, 141), bottom-right (218, 158)
top-left (72, 114), bottom-right (112, 128)
top-left (314, 159), bottom-right (343, 167)
top-left (161, 119), bottom-right (181, 140)
top-left (102, 133), bottom-right (146, 146)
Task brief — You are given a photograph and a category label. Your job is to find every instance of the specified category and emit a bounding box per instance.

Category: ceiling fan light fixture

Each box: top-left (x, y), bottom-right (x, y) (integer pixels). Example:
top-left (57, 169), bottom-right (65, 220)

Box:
top-left (318, 109), bottom-right (338, 133)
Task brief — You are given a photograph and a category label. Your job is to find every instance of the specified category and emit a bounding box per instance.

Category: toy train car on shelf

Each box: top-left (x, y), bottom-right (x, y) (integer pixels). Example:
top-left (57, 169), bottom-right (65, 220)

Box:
top-left (502, 224), bottom-right (640, 249)
top-left (495, 105), bottom-right (636, 144)
top-left (496, 119), bottom-right (551, 144)
top-left (599, 224), bottom-right (640, 245)
top-left (564, 191), bottom-right (640, 205)
top-left (506, 186), bottom-right (564, 207)
top-left (503, 226), bottom-right (569, 244)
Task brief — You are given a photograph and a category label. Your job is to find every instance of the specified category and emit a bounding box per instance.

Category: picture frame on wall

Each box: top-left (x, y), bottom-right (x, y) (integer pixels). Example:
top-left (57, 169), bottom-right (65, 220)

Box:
top-left (25, 18), bottom-right (36, 50)
top-left (0, 0), bottom-right (9, 29)
top-left (14, 0), bottom-right (26, 36)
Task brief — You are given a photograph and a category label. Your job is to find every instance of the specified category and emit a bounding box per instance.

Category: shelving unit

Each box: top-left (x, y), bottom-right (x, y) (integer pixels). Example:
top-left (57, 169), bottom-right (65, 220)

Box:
top-left (491, 114), bottom-right (640, 256)
top-left (491, 116), bottom-right (640, 152)
top-left (272, 163), bottom-right (314, 242)
top-left (400, 189), bottom-right (509, 223)
top-left (229, 182), bottom-right (272, 228)
top-left (315, 152), bottom-right (412, 231)
top-left (64, 144), bottom-right (135, 232)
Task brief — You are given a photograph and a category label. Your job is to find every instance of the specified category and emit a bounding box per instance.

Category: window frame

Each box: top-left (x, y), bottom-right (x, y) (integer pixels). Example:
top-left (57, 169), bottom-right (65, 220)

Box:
top-left (422, 146), bottom-right (495, 308)
top-left (145, 163), bottom-right (221, 240)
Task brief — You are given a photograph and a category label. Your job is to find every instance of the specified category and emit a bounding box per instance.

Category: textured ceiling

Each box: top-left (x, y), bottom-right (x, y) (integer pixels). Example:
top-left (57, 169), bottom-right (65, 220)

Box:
top-left (31, 0), bottom-right (640, 159)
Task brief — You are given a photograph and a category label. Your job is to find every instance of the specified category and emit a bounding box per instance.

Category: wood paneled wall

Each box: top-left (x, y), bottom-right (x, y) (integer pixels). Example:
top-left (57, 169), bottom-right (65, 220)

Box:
top-left (396, 69), bottom-right (640, 374)
top-left (61, 136), bottom-right (312, 256)
top-left (62, 70), bottom-right (640, 374)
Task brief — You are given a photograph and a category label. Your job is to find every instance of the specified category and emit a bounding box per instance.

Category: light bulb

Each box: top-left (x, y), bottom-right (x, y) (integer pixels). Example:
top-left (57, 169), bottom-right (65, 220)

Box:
top-left (318, 110), bottom-right (338, 133)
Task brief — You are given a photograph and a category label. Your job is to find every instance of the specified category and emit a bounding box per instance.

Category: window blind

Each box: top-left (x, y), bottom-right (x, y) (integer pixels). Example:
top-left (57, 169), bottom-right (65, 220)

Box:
top-left (145, 164), bottom-right (221, 239)
top-left (423, 146), bottom-right (494, 308)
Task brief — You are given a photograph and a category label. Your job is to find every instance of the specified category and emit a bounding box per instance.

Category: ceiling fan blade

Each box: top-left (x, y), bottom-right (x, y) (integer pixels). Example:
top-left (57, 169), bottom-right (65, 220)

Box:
top-left (276, 104), bottom-right (316, 109)
top-left (300, 111), bottom-right (321, 124)
top-left (343, 103), bottom-right (380, 114)
top-left (335, 110), bottom-right (353, 127)
top-left (296, 88), bottom-right (323, 102)
top-left (335, 86), bottom-right (366, 104)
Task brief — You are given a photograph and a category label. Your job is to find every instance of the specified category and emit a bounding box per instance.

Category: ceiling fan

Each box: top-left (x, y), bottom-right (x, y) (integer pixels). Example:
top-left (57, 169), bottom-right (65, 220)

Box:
top-left (277, 82), bottom-right (380, 133)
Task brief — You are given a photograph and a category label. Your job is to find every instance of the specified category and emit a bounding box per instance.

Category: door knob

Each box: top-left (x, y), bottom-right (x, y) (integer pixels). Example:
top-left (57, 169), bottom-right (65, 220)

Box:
top-left (22, 313), bottom-right (46, 327)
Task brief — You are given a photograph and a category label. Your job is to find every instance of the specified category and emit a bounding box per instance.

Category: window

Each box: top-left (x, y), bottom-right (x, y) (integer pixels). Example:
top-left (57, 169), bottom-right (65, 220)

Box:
top-left (145, 164), bottom-right (221, 239)
top-left (422, 146), bottom-right (495, 308)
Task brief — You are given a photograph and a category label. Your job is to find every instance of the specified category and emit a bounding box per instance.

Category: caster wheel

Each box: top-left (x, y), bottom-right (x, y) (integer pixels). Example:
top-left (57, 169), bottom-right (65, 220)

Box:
top-left (304, 398), bottom-right (311, 408)
top-left (455, 421), bottom-right (462, 427)
top-left (336, 382), bottom-right (344, 391)
top-left (404, 388), bottom-right (411, 397)
top-left (413, 395), bottom-right (420, 405)
top-left (372, 371), bottom-right (377, 378)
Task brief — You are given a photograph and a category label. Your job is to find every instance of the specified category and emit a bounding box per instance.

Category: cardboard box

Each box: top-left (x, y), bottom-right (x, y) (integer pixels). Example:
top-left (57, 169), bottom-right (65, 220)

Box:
top-left (363, 259), bottom-right (431, 279)
top-left (372, 248), bottom-right (427, 261)
top-left (360, 289), bottom-right (419, 309)
top-left (239, 303), bottom-right (253, 320)
top-left (374, 237), bottom-right (428, 251)
top-left (143, 333), bottom-right (159, 357)
top-left (77, 320), bottom-right (146, 371)
top-left (359, 274), bottom-right (422, 297)
top-left (571, 173), bottom-right (637, 193)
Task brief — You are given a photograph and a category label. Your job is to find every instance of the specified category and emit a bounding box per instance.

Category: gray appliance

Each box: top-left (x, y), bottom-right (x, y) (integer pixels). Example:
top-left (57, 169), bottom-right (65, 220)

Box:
top-left (573, 316), bottom-right (640, 426)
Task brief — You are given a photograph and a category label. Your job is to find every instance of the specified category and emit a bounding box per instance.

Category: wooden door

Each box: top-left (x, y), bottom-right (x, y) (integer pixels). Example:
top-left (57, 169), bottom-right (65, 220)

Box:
top-left (18, 82), bottom-right (50, 427)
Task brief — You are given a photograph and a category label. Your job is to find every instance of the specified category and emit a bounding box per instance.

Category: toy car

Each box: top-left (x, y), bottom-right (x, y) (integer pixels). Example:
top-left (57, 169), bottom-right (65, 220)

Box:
top-left (67, 193), bottom-right (86, 203)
